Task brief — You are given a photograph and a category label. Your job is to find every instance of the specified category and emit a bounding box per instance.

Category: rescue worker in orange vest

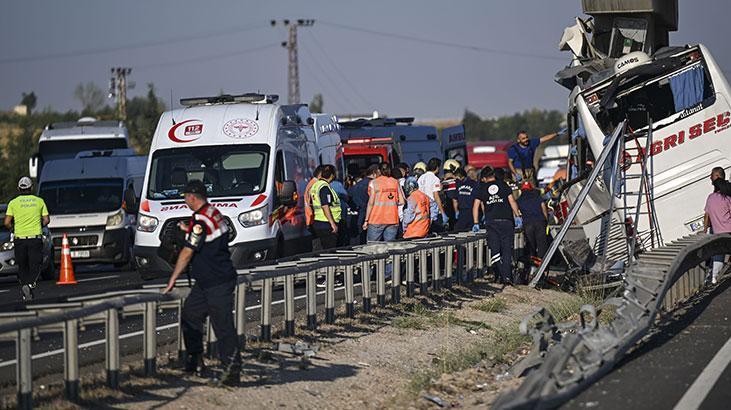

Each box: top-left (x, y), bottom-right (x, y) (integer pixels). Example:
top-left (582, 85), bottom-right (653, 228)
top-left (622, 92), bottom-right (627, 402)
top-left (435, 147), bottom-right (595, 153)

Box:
top-left (362, 164), bottom-right (405, 242)
top-left (304, 165), bottom-right (325, 229)
top-left (402, 177), bottom-right (439, 239)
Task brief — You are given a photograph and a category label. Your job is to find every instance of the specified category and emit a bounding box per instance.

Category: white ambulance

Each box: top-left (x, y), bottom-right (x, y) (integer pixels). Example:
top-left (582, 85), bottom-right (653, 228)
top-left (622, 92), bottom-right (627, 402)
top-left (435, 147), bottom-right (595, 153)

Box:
top-left (133, 93), bottom-right (318, 279)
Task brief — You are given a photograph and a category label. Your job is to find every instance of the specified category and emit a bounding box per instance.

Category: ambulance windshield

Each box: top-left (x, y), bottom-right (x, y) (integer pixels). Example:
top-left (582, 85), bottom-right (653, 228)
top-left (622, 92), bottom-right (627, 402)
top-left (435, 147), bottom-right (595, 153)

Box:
top-left (147, 144), bottom-right (269, 200)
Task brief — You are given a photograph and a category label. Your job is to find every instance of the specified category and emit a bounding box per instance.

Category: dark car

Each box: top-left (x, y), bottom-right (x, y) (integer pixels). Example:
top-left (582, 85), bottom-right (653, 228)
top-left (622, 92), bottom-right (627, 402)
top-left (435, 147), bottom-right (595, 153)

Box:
top-left (0, 204), bottom-right (55, 281)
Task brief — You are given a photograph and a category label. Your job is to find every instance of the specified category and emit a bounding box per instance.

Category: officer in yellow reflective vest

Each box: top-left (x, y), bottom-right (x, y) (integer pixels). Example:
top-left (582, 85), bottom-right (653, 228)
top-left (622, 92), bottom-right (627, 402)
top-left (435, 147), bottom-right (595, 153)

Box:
top-left (309, 165), bottom-right (342, 250)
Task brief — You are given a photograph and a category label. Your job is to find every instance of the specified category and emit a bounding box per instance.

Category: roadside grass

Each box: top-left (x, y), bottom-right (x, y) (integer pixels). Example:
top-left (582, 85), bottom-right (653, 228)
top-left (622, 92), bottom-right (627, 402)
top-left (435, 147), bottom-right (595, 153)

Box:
top-left (406, 293), bottom-right (591, 396)
top-left (392, 302), bottom-right (491, 331)
top-left (473, 297), bottom-right (507, 313)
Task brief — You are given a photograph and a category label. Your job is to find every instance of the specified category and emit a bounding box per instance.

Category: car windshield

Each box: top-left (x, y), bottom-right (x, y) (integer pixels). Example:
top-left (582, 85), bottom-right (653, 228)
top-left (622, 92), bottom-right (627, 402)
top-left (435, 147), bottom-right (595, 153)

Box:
top-left (344, 154), bottom-right (383, 178)
top-left (147, 145), bottom-right (269, 200)
top-left (39, 178), bottom-right (124, 215)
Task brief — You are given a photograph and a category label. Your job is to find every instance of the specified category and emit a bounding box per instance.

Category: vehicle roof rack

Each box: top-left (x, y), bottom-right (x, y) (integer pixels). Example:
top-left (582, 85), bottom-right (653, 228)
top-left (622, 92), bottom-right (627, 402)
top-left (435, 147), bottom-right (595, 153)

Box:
top-left (339, 117), bottom-right (415, 128)
top-left (180, 93), bottom-right (279, 107)
top-left (45, 118), bottom-right (124, 130)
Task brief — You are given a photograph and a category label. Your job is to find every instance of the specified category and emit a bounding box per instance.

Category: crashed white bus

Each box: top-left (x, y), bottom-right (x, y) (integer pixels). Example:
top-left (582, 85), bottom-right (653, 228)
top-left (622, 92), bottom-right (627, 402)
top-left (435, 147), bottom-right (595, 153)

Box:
top-left (550, 0), bottom-right (731, 271)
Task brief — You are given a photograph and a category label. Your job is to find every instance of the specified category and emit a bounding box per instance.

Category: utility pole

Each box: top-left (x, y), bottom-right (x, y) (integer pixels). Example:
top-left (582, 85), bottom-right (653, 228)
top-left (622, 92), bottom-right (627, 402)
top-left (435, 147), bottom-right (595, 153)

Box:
top-left (271, 19), bottom-right (315, 104)
top-left (108, 67), bottom-right (133, 120)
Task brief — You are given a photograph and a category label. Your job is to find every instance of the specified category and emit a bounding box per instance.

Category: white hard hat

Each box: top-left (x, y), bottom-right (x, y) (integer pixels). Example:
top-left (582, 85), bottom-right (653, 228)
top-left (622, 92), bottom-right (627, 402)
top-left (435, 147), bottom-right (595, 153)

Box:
top-left (443, 159), bottom-right (461, 172)
top-left (17, 176), bottom-right (32, 190)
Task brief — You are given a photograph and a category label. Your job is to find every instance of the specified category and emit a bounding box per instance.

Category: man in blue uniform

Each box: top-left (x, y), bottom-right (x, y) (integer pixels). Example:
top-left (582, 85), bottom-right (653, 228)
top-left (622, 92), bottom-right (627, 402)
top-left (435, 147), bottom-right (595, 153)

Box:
top-left (472, 167), bottom-right (522, 285)
top-left (507, 130), bottom-right (559, 184)
top-left (163, 180), bottom-right (240, 386)
top-left (453, 168), bottom-right (478, 231)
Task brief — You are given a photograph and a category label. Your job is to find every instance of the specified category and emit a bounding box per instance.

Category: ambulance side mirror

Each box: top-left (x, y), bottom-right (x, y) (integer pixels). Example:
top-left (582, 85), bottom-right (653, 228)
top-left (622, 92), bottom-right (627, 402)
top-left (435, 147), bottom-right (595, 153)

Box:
top-left (278, 180), bottom-right (297, 206)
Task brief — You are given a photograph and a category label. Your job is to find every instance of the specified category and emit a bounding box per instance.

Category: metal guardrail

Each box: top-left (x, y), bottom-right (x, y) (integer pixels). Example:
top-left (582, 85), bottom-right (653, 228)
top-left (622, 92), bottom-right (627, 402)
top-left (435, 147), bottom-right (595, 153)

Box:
top-left (494, 233), bottom-right (731, 410)
top-left (1, 230), bottom-right (494, 409)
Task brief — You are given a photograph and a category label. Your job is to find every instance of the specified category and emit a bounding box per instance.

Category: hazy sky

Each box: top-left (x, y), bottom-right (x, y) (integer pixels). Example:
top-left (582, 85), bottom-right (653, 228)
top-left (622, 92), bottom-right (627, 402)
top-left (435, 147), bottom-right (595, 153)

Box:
top-left (1, 0), bottom-right (729, 119)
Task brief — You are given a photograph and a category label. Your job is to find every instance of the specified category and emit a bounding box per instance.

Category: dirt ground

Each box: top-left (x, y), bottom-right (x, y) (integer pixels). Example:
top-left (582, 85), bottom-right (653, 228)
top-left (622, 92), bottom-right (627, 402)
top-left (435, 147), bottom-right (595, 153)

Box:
top-left (21, 280), bottom-right (583, 409)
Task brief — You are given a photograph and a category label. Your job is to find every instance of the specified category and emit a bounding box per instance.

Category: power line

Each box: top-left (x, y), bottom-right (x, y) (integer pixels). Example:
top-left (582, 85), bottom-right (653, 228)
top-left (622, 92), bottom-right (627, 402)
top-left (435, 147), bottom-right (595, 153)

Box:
top-left (0, 23), bottom-right (268, 65)
top-left (135, 43), bottom-right (280, 70)
top-left (318, 21), bottom-right (566, 62)
top-left (306, 31), bottom-right (375, 108)
top-left (300, 43), bottom-right (359, 112)
top-left (299, 57), bottom-right (353, 113)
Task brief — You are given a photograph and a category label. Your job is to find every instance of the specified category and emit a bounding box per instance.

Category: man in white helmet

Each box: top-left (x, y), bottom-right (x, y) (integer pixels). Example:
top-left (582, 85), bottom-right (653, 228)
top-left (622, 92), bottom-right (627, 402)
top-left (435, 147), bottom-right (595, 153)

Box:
top-left (4, 177), bottom-right (50, 301)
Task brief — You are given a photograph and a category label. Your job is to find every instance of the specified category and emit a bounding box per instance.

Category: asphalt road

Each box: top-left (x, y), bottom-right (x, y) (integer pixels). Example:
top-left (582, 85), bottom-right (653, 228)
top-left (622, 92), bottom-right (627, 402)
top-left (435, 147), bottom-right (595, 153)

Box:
top-left (565, 279), bottom-right (731, 410)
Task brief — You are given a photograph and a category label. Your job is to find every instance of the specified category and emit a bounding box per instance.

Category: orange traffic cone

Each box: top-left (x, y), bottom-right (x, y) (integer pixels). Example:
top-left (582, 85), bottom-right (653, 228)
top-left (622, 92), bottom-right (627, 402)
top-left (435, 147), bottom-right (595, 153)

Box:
top-left (56, 234), bottom-right (77, 285)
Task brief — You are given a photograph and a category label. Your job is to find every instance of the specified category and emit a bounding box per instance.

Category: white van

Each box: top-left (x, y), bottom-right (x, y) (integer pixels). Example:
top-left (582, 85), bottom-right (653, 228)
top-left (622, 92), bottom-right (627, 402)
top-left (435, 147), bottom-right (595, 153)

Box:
top-left (133, 93), bottom-right (318, 279)
top-left (38, 150), bottom-right (147, 268)
top-left (30, 117), bottom-right (129, 179)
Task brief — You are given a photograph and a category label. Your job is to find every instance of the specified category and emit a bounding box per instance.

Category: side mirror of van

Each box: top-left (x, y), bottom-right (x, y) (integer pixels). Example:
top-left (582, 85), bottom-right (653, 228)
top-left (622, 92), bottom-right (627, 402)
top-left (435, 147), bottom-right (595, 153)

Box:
top-left (278, 180), bottom-right (297, 206)
top-left (29, 154), bottom-right (39, 179)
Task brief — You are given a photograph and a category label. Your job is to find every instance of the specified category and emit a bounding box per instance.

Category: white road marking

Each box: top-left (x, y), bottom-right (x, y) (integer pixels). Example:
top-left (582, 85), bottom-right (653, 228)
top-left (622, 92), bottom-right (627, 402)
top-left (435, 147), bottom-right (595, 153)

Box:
top-left (76, 275), bottom-right (120, 283)
top-left (673, 335), bottom-right (731, 410)
top-left (0, 282), bottom-right (367, 368)
top-left (0, 290), bottom-right (10, 294)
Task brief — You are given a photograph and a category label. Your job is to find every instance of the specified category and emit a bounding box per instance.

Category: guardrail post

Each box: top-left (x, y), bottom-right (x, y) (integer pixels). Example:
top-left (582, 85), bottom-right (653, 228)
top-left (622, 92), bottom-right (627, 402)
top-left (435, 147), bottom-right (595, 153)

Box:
top-left (235, 283), bottom-right (246, 349)
top-left (63, 319), bottom-right (80, 401)
top-left (391, 255), bottom-right (401, 304)
top-left (432, 247), bottom-right (442, 291)
top-left (445, 244), bottom-right (454, 288)
top-left (476, 238), bottom-right (485, 278)
top-left (376, 258), bottom-right (386, 307)
top-left (456, 243), bottom-right (465, 285)
top-left (419, 248), bottom-right (429, 294)
top-left (284, 274), bottom-right (296, 335)
top-left (466, 241), bottom-right (475, 283)
top-left (260, 278), bottom-right (273, 341)
top-left (16, 328), bottom-right (32, 410)
top-left (105, 308), bottom-right (120, 389)
top-left (306, 269), bottom-right (317, 329)
top-left (361, 261), bottom-right (372, 313)
top-left (143, 302), bottom-right (157, 376)
top-left (326, 266), bottom-right (336, 324)
top-left (345, 263), bottom-right (355, 317)
top-left (406, 252), bottom-right (415, 297)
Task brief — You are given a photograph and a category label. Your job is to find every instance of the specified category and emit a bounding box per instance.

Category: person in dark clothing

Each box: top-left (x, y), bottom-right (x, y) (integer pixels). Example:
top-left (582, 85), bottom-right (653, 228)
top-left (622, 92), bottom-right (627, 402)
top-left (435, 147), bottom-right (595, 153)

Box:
top-left (349, 164), bottom-right (380, 244)
top-left (472, 167), bottom-right (522, 285)
top-left (453, 168), bottom-right (478, 231)
top-left (163, 180), bottom-right (240, 386)
top-left (517, 181), bottom-right (549, 259)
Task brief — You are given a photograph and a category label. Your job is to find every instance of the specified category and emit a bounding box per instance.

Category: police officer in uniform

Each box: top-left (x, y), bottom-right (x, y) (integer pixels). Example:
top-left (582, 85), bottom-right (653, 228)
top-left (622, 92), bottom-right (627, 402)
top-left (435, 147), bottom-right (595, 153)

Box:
top-left (163, 180), bottom-right (240, 385)
top-left (310, 165), bottom-right (342, 250)
top-left (4, 177), bottom-right (50, 301)
top-left (472, 167), bottom-right (522, 285)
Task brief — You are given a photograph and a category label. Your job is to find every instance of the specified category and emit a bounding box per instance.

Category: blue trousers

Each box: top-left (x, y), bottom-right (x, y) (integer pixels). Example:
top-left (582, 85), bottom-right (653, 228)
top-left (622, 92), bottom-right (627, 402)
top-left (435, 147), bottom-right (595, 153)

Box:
top-left (487, 219), bottom-right (515, 283)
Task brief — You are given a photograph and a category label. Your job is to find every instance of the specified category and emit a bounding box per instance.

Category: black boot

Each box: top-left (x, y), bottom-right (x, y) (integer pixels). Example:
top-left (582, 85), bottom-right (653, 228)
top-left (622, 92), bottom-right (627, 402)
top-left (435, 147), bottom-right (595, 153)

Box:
top-left (184, 353), bottom-right (205, 375)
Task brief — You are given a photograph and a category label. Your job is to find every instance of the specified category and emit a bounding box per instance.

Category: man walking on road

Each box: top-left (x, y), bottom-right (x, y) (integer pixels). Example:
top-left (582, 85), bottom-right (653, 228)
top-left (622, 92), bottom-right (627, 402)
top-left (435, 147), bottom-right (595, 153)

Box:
top-left (472, 167), bottom-right (522, 285)
top-left (4, 177), bottom-right (49, 301)
top-left (163, 180), bottom-right (240, 385)
top-left (508, 130), bottom-right (560, 184)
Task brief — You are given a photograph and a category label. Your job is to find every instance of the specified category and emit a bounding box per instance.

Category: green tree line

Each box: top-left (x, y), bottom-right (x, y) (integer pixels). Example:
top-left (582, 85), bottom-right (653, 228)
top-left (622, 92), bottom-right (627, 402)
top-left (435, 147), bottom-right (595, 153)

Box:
top-left (463, 108), bottom-right (565, 141)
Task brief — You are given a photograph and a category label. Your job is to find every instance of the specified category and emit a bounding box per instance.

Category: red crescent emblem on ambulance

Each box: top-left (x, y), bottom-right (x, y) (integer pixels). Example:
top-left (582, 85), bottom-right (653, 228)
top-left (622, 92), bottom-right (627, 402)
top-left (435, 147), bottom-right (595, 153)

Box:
top-left (168, 119), bottom-right (204, 143)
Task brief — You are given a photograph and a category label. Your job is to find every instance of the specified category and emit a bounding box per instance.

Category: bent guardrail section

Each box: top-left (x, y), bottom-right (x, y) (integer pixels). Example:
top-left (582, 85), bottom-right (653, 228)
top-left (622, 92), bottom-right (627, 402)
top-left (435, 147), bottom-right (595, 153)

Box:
top-left (494, 233), bottom-right (731, 410)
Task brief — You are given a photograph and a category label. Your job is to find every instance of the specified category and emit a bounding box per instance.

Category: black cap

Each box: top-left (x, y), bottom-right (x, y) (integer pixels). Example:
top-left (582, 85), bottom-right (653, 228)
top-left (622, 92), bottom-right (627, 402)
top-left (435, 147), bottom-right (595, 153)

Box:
top-left (182, 180), bottom-right (207, 197)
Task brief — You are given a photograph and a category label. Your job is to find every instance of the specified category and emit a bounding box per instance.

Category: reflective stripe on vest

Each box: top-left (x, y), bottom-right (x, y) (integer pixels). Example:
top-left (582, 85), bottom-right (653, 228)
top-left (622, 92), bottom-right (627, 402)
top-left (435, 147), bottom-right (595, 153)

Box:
top-left (404, 190), bottom-right (430, 239)
top-left (368, 176), bottom-right (400, 225)
top-left (310, 179), bottom-right (342, 223)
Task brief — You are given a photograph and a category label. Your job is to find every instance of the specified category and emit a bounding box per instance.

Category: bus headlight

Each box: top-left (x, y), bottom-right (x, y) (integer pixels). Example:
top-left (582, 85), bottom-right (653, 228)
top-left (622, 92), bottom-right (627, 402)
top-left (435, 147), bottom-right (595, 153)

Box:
top-left (106, 210), bottom-right (124, 229)
top-left (238, 207), bottom-right (266, 228)
top-left (137, 213), bottom-right (159, 232)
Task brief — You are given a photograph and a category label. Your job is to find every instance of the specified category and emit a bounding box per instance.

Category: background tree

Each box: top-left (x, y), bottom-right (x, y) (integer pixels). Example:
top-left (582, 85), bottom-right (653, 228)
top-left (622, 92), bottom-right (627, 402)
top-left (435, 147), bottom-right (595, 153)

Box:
top-left (463, 108), bottom-right (565, 142)
top-left (309, 93), bottom-right (324, 113)
top-left (74, 82), bottom-right (106, 115)
top-left (0, 119), bottom-right (39, 201)
top-left (20, 92), bottom-right (37, 115)
top-left (125, 83), bottom-right (166, 154)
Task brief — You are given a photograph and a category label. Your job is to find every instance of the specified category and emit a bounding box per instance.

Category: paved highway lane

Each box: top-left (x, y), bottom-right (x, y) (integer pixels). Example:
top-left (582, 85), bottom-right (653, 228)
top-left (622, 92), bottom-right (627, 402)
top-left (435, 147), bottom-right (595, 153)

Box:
top-left (565, 279), bottom-right (731, 410)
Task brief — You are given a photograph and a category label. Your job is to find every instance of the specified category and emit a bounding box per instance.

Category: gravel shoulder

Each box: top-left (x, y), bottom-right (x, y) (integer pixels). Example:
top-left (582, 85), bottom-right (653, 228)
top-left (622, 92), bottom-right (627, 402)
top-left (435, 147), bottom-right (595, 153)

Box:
top-left (16, 280), bottom-right (582, 409)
